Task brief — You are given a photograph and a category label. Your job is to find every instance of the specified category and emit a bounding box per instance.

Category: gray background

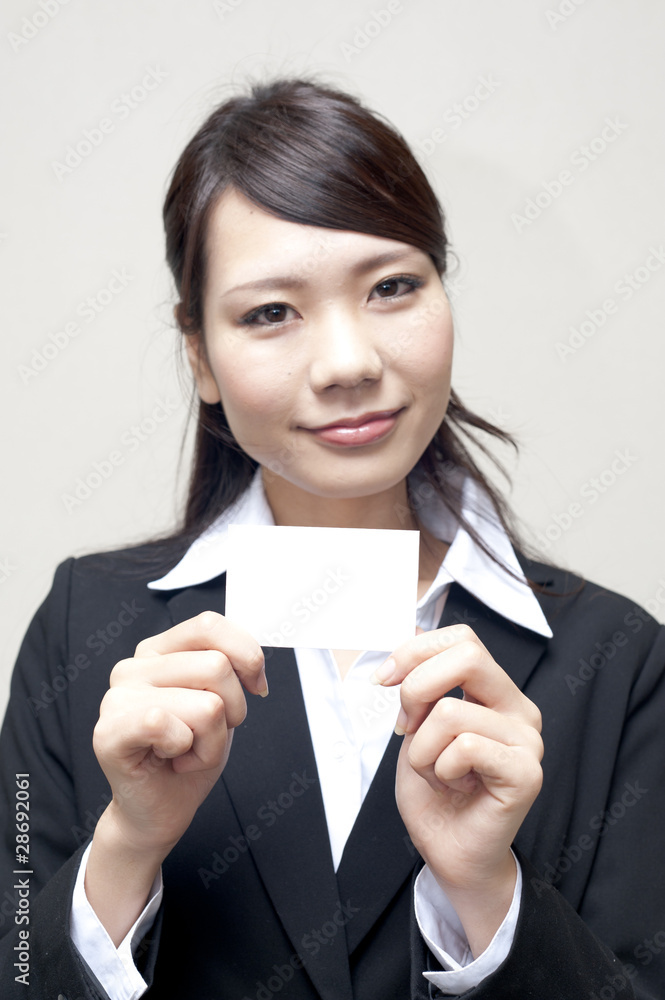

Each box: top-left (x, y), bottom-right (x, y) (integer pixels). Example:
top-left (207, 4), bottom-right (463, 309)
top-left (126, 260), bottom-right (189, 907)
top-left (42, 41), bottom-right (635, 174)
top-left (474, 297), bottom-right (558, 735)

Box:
top-left (2, 0), bottom-right (664, 714)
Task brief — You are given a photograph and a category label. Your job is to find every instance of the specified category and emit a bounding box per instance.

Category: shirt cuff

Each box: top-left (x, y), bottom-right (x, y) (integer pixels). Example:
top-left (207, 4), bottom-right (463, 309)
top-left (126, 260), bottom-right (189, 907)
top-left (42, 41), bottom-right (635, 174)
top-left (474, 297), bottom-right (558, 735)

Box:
top-left (415, 850), bottom-right (522, 994)
top-left (69, 841), bottom-right (163, 1000)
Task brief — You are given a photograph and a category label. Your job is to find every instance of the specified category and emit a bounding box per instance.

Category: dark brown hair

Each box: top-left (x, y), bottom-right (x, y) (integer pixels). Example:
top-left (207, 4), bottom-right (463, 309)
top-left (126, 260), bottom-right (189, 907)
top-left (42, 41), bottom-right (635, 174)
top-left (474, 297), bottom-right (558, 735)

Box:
top-left (137, 75), bottom-right (525, 576)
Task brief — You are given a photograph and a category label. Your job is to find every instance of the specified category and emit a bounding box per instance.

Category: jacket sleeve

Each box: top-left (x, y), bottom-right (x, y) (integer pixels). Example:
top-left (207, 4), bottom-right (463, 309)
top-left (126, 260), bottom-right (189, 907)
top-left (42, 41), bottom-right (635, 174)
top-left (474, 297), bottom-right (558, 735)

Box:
top-left (571, 619), bottom-right (665, 1000)
top-left (408, 848), bottom-right (640, 1000)
top-left (0, 559), bottom-right (161, 998)
top-left (411, 622), bottom-right (665, 1000)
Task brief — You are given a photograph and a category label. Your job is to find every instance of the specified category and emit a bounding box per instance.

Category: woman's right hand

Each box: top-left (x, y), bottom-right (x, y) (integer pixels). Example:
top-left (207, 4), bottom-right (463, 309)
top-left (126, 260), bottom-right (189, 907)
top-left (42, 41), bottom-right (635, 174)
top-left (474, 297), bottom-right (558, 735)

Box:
top-left (85, 611), bottom-right (266, 944)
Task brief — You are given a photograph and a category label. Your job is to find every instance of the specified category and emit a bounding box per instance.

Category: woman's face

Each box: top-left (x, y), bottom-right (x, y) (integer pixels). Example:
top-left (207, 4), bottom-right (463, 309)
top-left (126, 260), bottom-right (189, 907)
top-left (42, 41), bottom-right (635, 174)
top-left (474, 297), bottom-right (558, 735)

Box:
top-left (187, 187), bottom-right (454, 502)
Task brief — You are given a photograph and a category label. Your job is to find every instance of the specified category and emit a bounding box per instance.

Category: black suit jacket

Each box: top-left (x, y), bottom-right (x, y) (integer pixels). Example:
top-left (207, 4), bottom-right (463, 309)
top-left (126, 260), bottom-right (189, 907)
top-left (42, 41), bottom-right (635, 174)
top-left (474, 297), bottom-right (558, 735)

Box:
top-left (0, 549), bottom-right (664, 999)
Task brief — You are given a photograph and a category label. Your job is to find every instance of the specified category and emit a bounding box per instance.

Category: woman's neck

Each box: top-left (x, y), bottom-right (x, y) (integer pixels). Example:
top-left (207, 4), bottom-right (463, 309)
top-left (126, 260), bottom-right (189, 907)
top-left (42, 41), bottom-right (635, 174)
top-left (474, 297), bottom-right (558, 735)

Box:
top-left (262, 470), bottom-right (416, 531)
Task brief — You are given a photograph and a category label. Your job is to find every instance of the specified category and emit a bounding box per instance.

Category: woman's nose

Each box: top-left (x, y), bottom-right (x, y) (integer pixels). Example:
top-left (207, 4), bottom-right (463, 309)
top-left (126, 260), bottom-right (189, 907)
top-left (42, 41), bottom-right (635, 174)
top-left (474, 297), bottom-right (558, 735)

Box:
top-left (308, 311), bottom-right (383, 392)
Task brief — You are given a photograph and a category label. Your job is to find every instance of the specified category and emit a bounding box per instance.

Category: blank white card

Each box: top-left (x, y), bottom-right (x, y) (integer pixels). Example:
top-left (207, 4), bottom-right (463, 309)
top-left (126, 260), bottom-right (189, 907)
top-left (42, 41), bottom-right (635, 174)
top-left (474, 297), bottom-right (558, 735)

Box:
top-left (225, 524), bottom-right (420, 650)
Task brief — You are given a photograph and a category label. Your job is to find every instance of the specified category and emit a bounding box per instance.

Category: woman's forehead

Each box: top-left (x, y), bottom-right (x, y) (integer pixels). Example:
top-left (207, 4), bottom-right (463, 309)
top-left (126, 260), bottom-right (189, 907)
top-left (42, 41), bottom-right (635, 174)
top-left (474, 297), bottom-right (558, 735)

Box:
top-left (206, 188), bottom-right (429, 296)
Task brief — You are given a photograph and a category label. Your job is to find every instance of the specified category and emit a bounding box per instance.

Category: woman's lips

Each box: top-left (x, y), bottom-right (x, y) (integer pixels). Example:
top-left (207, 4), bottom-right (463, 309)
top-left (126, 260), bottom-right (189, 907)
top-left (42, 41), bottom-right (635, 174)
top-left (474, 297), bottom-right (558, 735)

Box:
top-left (306, 409), bottom-right (403, 447)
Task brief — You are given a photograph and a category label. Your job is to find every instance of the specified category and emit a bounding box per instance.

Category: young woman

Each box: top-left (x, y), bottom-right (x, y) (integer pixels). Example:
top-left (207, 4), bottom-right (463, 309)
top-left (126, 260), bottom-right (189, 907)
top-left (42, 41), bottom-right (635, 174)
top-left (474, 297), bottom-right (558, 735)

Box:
top-left (1, 77), bottom-right (663, 1000)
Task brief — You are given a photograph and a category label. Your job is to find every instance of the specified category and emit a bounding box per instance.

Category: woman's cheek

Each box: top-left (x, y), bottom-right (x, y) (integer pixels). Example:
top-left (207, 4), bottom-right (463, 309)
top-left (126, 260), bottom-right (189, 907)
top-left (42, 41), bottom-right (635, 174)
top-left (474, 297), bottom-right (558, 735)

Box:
top-left (398, 327), bottom-right (452, 392)
top-left (222, 383), bottom-right (279, 440)
top-left (397, 294), bottom-right (452, 362)
top-left (424, 313), bottom-right (454, 375)
top-left (217, 362), bottom-right (298, 456)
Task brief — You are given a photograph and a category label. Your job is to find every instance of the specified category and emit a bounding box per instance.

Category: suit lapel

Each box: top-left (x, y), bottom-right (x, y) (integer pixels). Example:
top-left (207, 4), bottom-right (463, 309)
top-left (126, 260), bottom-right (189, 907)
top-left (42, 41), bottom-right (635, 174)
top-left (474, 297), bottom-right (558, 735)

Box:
top-left (335, 731), bottom-right (411, 953)
top-left (166, 581), bottom-right (354, 1000)
top-left (441, 580), bottom-right (550, 693)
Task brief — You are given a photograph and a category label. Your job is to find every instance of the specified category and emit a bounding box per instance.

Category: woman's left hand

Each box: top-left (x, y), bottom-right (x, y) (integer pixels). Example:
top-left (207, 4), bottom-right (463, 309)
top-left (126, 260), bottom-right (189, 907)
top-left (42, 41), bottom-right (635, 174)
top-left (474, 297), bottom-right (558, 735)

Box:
top-left (373, 623), bottom-right (544, 955)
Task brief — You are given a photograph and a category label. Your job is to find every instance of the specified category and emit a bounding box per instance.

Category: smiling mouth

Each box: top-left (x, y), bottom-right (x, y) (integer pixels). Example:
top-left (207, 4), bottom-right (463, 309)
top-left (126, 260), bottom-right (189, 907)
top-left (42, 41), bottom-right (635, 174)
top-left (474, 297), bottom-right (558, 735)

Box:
top-left (305, 409), bottom-right (404, 447)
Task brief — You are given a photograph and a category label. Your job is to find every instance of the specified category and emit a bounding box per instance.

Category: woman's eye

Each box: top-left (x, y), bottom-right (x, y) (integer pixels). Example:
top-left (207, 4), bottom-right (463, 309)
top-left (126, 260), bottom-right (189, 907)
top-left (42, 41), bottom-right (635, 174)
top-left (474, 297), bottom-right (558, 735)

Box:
top-left (240, 276), bottom-right (423, 325)
top-left (241, 303), bottom-right (296, 326)
top-left (372, 276), bottom-right (423, 299)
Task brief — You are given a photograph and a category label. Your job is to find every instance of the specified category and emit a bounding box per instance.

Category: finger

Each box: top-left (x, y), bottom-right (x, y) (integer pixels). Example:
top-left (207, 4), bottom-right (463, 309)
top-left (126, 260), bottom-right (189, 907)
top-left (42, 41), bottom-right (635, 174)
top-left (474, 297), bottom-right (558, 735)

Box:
top-left (406, 698), bottom-right (543, 787)
top-left (111, 649), bottom-right (247, 727)
top-left (94, 703), bottom-right (193, 766)
top-left (412, 730), bottom-right (543, 803)
top-left (171, 712), bottom-right (230, 775)
top-left (373, 623), bottom-right (479, 685)
top-left (391, 635), bottom-right (540, 733)
top-left (134, 611), bottom-right (267, 697)
top-left (97, 688), bottom-right (231, 770)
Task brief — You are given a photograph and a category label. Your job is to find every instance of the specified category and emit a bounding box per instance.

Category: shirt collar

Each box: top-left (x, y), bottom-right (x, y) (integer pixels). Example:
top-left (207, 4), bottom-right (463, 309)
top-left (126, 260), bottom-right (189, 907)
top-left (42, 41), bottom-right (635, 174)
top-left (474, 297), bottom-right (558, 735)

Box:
top-left (147, 467), bottom-right (552, 639)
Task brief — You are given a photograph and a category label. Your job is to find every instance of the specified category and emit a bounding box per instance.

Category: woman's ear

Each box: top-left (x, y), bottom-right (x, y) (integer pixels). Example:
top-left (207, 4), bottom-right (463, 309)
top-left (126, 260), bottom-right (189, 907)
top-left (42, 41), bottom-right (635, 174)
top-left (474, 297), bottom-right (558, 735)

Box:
top-left (176, 305), bottom-right (221, 405)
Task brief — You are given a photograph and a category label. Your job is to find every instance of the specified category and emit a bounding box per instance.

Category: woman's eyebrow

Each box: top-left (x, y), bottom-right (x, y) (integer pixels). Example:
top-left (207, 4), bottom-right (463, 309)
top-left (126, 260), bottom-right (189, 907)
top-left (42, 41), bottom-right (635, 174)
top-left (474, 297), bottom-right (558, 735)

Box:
top-left (218, 248), bottom-right (422, 299)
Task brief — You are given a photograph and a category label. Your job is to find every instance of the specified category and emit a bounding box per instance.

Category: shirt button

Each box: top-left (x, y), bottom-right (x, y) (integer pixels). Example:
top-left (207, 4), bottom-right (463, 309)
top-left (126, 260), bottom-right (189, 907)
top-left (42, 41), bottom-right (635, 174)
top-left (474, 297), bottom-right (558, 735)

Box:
top-left (332, 740), bottom-right (349, 760)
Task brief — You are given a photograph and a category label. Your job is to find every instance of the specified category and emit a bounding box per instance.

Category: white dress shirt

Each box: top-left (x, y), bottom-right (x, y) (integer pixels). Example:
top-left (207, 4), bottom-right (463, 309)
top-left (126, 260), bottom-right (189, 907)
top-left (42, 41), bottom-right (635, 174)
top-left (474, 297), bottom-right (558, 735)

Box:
top-left (70, 465), bottom-right (552, 999)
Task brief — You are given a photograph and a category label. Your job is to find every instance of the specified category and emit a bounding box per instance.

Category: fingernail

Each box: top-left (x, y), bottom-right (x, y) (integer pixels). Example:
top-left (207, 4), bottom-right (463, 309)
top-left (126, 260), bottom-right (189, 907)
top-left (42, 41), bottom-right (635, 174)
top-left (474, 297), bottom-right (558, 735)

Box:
top-left (394, 707), bottom-right (408, 736)
top-left (258, 670), bottom-right (269, 698)
top-left (370, 657), bottom-right (396, 686)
